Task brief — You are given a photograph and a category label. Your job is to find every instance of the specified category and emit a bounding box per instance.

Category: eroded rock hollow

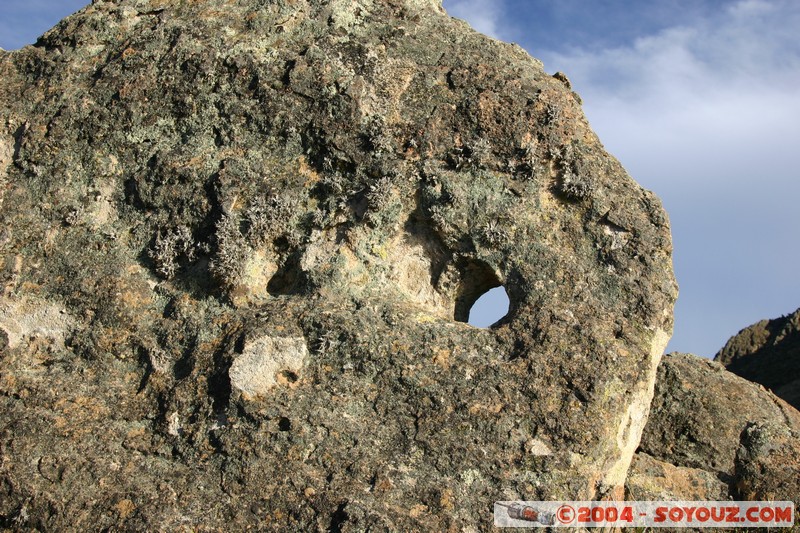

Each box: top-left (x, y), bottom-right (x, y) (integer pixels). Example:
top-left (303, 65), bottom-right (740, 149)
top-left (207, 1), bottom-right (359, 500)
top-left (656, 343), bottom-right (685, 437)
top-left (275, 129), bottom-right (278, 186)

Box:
top-left (0, 0), bottom-right (677, 529)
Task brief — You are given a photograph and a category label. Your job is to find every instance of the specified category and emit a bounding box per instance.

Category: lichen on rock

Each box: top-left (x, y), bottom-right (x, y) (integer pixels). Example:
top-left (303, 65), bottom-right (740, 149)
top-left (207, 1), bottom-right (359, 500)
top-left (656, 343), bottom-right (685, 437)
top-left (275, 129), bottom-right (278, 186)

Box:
top-left (631, 352), bottom-right (800, 503)
top-left (715, 307), bottom-right (800, 410)
top-left (0, 0), bottom-right (680, 529)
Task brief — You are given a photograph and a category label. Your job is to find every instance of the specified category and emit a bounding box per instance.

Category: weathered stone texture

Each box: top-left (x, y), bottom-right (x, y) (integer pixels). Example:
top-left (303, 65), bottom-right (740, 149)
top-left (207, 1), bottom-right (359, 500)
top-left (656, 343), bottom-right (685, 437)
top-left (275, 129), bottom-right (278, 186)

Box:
top-left (632, 352), bottom-right (800, 504)
top-left (716, 307), bottom-right (800, 410)
top-left (0, 0), bottom-right (677, 529)
top-left (625, 452), bottom-right (729, 501)
top-left (735, 421), bottom-right (800, 503)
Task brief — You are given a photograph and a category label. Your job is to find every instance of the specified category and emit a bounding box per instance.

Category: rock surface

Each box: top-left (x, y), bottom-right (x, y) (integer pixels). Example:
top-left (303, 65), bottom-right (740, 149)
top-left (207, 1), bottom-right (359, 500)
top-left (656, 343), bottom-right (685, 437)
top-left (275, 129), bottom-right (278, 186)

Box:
top-left (0, 0), bottom-right (677, 529)
top-left (631, 352), bottom-right (800, 503)
top-left (734, 421), bottom-right (800, 503)
top-left (625, 452), bottom-right (729, 501)
top-left (715, 307), bottom-right (800, 410)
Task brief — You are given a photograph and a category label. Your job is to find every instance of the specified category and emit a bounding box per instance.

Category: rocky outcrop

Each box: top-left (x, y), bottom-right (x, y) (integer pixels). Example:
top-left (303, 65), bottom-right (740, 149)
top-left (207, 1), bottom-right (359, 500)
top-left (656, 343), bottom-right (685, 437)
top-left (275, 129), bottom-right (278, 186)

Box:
top-left (735, 421), bottom-right (800, 502)
top-left (715, 307), bottom-right (800, 410)
top-left (0, 0), bottom-right (678, 529)
top-left (630, 352), bottom-right (800, 503)
top-left (626, 452), bottom-right (729, 501)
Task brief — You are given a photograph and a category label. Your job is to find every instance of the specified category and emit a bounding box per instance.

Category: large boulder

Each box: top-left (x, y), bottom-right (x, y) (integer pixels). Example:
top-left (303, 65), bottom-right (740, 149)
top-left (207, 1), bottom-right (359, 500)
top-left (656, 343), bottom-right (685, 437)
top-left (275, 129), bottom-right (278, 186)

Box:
top-left (0, 0), bottom-right (676, 529)
top-left (625, 452), bottom-right (729, 501)
top-left (715, 307), bottom-right (800, 410)
top-left (735, 421), bottom-right (800, 503)
top-left (630, 352), bottom-right (800, 503)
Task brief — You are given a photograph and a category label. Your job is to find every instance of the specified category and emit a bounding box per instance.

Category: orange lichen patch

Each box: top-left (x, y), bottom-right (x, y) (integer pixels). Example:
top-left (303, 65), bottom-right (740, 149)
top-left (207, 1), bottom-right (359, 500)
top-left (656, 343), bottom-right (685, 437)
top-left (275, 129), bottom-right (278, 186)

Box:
top-left (125, 425), bottom-right (147, 441)
top-left (50, 396), bottom-right (113, 438)
top-left (476, 90), bottom-right (501, 125)
top-left (54, 395), bottom-right (110, 419)
top-left (115, 499), bottom-right (136, 520)
top-left (117, 84), bottom-right (135, 100)
top-left (409, 504), bottom-right (428, 518)
top-left (19, 281), bottom-right (42, 292)
top-left (0, 373), bottom-right (17, 391)
top-left (467, 401), bottom-right (504, 415)
top-left (432, 348), bottom-right (451, 369)
top-left (117, 284), bottom-right (153, 311)
top-left (438, 488), bottom-right (455, 512)
top-left (196, 339), bottom-right (224, 355)
top-left (373, 474), bottom-right (394, 494)
top-left (297, 156), bottom-right (322, 185)
top-left (391, 340), bottom-right (411, 353)
top-left (286, 444), bottom-right (307, 462)
top-left (92, 324), bottom-right (134, 356)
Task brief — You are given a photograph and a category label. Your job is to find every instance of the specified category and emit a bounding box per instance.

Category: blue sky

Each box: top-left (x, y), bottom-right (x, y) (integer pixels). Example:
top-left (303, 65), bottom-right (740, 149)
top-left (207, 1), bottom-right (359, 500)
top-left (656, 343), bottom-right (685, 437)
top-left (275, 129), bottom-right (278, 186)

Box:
top-left (0, 1), bottom-right (88, 50)
top-left (3, 1), bottom-right (800, 357)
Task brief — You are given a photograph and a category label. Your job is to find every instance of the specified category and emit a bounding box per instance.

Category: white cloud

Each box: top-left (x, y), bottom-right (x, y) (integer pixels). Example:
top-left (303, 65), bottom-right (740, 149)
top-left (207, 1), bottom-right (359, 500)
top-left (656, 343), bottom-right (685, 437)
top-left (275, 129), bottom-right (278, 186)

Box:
top-left (543, 0), bottom-right (800, 171)
top-left (442, 0), bottom-right (506, 40)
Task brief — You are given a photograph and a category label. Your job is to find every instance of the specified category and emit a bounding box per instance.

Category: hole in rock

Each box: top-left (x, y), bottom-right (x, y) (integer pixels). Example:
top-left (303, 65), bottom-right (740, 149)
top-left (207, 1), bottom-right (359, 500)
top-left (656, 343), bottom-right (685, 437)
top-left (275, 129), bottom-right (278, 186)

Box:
top-left (278, 417), bottom-right (291, 431)
top-left (467, 286), bottom-right (510, 328)
top-left (453, 259), bottom-right (509, 326)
